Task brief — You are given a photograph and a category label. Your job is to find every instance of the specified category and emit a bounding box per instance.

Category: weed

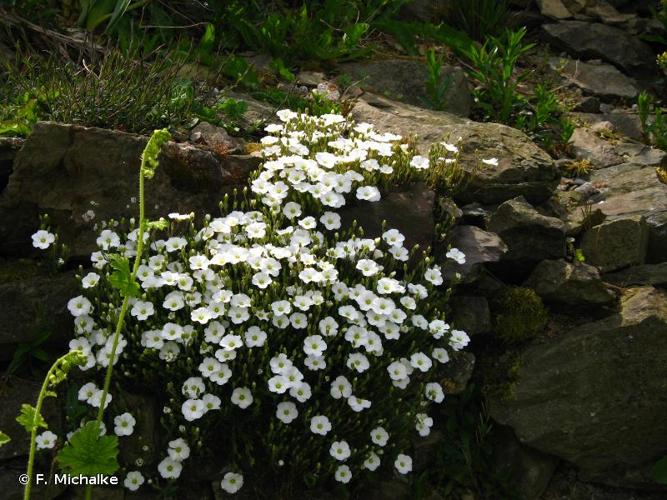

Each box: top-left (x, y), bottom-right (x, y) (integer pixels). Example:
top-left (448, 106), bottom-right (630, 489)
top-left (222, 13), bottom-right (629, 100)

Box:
top-left (493, 287), bottom-right (549, 345)
top-left (423, 48), bottom-right (453, 111)
top-left (449, 0), bottom-right (510, 41)
top-left (638, 91), bottom-right (667, 151)
top-left (562, 159), bottom-right (593, 178)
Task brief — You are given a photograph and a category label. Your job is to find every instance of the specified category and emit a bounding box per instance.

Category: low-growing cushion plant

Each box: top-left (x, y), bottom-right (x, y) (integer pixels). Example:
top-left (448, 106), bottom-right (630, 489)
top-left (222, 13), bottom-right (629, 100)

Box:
top-left (22, 110), bottom-right (486, 497)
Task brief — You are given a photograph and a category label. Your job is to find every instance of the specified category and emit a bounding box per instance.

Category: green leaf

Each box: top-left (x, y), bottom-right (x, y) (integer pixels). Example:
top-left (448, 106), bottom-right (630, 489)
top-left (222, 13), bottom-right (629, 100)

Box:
top-left (0, 431), bottom-right (10, 447)
top-left (107, 254), bottom-right (140, 298)
top-left (653, 456), bottom-right (667, 484)
top-left (140, 128), bottom-right (171, 179)
top-left (16, 404), bottom-right (47, 434)
top-left (57, 422), bottom-right (119, 476)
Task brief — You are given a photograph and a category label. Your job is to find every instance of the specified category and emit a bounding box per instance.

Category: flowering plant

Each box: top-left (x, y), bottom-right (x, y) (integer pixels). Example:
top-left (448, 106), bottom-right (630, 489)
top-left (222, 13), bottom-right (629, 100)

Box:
top-left (35, 110), bottom-right (470, 496)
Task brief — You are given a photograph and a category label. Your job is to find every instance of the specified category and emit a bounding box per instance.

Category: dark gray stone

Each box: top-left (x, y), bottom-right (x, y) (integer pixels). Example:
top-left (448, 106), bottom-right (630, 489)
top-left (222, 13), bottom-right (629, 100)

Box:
top-left (446, 225), bottom-right (508, 282)
top-left (451, 295), bottom-right (491, 335)
top-left (0, 122), bottom-right (259, 258)
top-left (487, 197), bottom-right (566, 262)
top-left (604, 262), bottom-right (667, 287)
top-left (525, 259), bottom-right (616, 307)
top-left (489, 287), bottom-right (667, 487)
top-left (550, 57), bottom-right (638, 99)
top-left (542, 21), bottom-right (656, 74)
top-left (581, 216), bottom-right (649, 272)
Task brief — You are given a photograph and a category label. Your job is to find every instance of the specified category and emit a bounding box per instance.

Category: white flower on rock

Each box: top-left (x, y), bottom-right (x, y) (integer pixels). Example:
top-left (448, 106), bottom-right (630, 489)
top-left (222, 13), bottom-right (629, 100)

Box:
top-left (221, 472), bottom-right (244, 494)
top-left (114, 412), bottom-right (136, 436)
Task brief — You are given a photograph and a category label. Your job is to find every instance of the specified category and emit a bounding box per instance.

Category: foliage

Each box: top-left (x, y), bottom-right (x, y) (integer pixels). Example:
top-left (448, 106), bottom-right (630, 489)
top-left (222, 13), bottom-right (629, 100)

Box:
top-left (6, 329), bottom-right (53, 377)
top-left (463, 28), bottom-right (534, 125)
top-left (653, 455), bottom-right (667, 485)
top-left (57, 421), bottom-right (120, 475)
top-left (562, 159), bottom-right (593, 178)
top-left (493, 287), bottom-right (549, 345)
top-left (449, 0), bottom-right (510, 41)
top-left (16, 404), bottom-right (47, 434)
top-left (1, 50), bottom-right (194, 135)
top-left (423, 385), bottom-right (519, 499)
top-left (638, 91), bottom-right (667, 151)
top-left (41, 110), bottom-right (477, 496)
top-left (0, 431), bottom-right (10, 447)
top-left (423, 49), bottom-right (453, 111)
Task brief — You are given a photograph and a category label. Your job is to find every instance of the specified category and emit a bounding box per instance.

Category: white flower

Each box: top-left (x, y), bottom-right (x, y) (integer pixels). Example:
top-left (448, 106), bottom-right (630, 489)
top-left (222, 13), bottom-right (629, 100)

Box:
top-left (329, 440), bottom-right (351, 461)
top-left (446, 247), bottom-right (466, 264)
top-left (78, 382), bottom-right (99, 403)
top-left (395, 454), bottom-right (413, 474)
top-left (131, 300), bottom-right (154, 321)
top-left (363, 452), bottom-right (381, 471)
top-left (310, 415), bottom-right (332, 436)
top-left (348, 395), bottom-right (371, 412)
top-left (356, 185), bottom-right (381, 202)
top-left (203, 393), bottom-right (222, 411)
top-left (191, 307), bottom-right (213, 324)
top-left (289, 382), bottom-right (312, 403)
top-left (320, 212), bottom-right (341, 230)
top-left (432, 347), bottom-right (450, 364)
top-left (113, 412), bottom-right (136, 436)
top-left (268, 375), bottom-right (289, 394)
top-left (271, 300), bottom-right (292, 316)
top-left (158, 457), bottom-right (183, 479)
top-left (244, 326), bottom-right (267, 347)
top-left (409, 352), bottom-right (433, 372)
top-left (32, 230), bottom-right (56, 249)
top-left (221, 472), bottom-right (244, 494)
top-left (304, 355), bottom-right (326, 371)
top-left (124, 471), bottom-right (145, 491)
top-left (283, 201), bottom-right (302, 219)
top-left (35, 430), bottom-right (57, 449)
top-left (303, 335), bottom-right (327, 357)
top-left (449, 329), bottom-right (470, 351)
top-left (334, 464), bottom-right (352, 483)
top-left (387, 361), bottom-right (408, 381)
top-left (168, 438), bottom-right (190, 461)
top-left (276, 401), bottom-right (298, 424)
top-left (330, 375), bottom-right (352, 399)
top-left (81, 272), bottom-right (100, 289)
top-left (347, 352), bottom-right (370, 373)
top-left (410, 155), bottom-right (430, 170)
top-left (220, 334), bottom-right (243, 351)
top-left (482, 157), bottom-right (499, 166)
top-left (181, 399), bottom-right (206, 421)
top-left (424, 266), bottom-right (443, 286)
top-left (67, 296), bottom-right (92, 317)
top-left (425, 382), bottom-right (445, 403)
top-left (96, 229), bottom-right (120, 250)
top-left (231, 387), bottom-right (254, 409)
top-left (371, 426), bottom-right (389, 447)
top-left (382, 229), bottom-right (405, 247)
top-left (182, 377), bottom-right (205, 398)
top-left (416, 413), bottom-right (434, 437)
top-left (356, 259), bottom-right (381, 277)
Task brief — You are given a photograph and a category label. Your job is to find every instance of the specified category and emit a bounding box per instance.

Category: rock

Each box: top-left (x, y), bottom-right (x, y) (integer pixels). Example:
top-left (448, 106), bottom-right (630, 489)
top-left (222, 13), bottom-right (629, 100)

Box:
top-left (0, 137), bottom-right (23, 192)
top-left (573, 96), bottom-right (600, 113)
top-left (550, 58), bottom-right (638, 99)
top-left (489, 287), bottom-right (667, 486)
top-left (399, 0), bottom-right (451, 22)
top-left (339, 59), bottom-right (472, 117)
top-left (569, 111), bottom-right (643, 141)
top-left (647, 211), bottom-right (667, 263)
top-left (450, 295), bottom-right (492, 335)
top-left (537, 0), bottom-right (573, 19)
top-left (569, 127), bottom-right (623, 167)
top-left (581, 216), bottom-right (648, 272)
top-left (0, 376), bottom-right (61, 461)
top-left (542, 21), bottom-right (656, 75)
top-left (614, 142), bottom-right (667, 167)
top-left (339, 182), bottom-right (435, 251)
top-left (524, 259), bottom-right (615, 307)
top-left (604, 262), bottom-right (667, 287)
top-left (190, 121), bottom-right (243, 154)
top-left (0, 261), bottom-right (77, 353)
top-left (352, 94), bottom-right (559, 204)
top-left (117, 393), bottom-right (159, 468)
top-left (584, 0), bottom-right (635, 25)
top-left (441, 352), bottom-right (476, 395)
top-left (445, 225), bottom-right (508, 282)
top-left (0, 122), bottom-right (259, 258)
top-left (492, 426), bottom-right (559, 500)
top-left (0, 459), bottom-right (66, 500)
top-left (487, 197), bottom-right (566, 263)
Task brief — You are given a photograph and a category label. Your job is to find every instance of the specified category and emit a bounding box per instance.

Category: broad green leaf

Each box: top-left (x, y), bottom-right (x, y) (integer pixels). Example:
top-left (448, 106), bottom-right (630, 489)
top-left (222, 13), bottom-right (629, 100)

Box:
top-left (107, 254), bottom-right (140, 298)
top-left (0, 431), bottom-right (10, 447)
top-left (57, 422), bottom-right (119, 476)
top-left (16, 404), bottom-right (47, 434)
top-left (653, 456), bottom-right (667, 485)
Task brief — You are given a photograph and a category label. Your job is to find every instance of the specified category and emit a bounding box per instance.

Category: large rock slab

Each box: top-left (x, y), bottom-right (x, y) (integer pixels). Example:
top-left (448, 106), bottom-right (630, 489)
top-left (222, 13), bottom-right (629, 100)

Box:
top-left (550, 57), bottom-right (638, 100)
top-left (581, 216), bottom-right (649, 272)
top-left (0, 122), bottom-right (259, 258)
top-left (489, 287), bottom-right (667, 486)
top-left (352, 94), bottom-right (559, 205)
top-left (488, 197), bottom-right (566, 263)
top-left (0, 260), bottom-right (77, 354)
top-left (524, 259), bottom-right (615, 307)
top-left (339, 59), bottom-right (472, 116)
top-left (542, 21), bottom-right (656, 75)
top-left (604, 262), bottom-right (667, 287)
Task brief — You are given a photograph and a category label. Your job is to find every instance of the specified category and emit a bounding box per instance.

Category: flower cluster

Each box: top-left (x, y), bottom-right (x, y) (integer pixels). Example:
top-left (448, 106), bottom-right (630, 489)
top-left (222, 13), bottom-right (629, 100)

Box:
top-left (56, 110), bottom-right (469, 494)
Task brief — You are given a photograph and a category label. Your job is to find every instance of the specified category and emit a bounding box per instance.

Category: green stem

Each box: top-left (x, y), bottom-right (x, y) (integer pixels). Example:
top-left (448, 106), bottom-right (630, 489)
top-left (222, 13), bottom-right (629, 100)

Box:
top-left (24, 353), bottom-right (72, 500)
top-left (84, 153), bottom-right (148, 500)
